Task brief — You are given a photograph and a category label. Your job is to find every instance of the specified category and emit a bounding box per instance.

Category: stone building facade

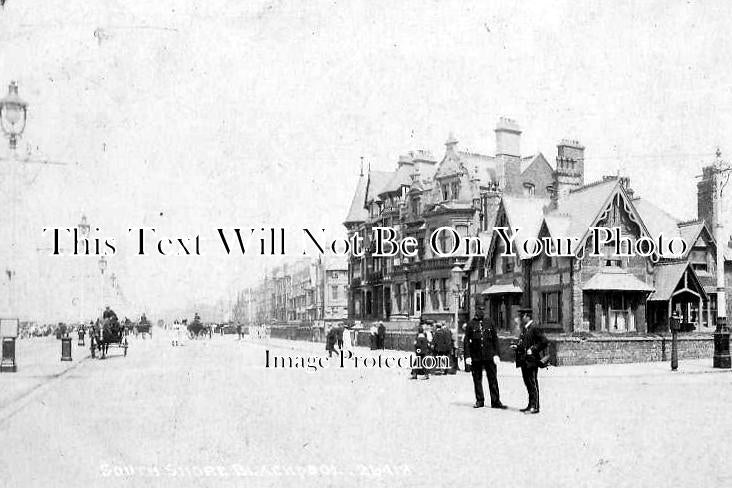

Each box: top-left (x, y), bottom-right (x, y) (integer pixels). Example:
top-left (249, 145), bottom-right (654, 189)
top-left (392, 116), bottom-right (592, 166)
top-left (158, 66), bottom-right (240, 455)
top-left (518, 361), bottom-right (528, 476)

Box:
top-left (235, 256), bottom-right (348, 326)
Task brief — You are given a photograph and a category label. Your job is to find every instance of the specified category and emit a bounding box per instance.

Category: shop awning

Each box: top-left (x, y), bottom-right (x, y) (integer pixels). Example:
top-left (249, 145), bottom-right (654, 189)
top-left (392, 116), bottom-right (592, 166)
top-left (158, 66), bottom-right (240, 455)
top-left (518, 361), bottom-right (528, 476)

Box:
top-left (481, 284), bottom-right (523, 295)
top-left (582, 269), bottom-right (655, 292)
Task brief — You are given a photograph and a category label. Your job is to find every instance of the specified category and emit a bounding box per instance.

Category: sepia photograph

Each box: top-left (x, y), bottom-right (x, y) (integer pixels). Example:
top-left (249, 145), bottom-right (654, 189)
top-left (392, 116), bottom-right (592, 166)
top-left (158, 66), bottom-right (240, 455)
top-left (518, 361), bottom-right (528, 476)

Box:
top-left (1, 1), bottom-right (731, 487)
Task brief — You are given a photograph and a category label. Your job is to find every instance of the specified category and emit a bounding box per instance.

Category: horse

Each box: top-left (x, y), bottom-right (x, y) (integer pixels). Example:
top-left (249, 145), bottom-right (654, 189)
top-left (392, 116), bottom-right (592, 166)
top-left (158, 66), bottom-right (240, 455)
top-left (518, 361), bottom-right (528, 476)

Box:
top-left (94, 318), bottom-right (125, 358)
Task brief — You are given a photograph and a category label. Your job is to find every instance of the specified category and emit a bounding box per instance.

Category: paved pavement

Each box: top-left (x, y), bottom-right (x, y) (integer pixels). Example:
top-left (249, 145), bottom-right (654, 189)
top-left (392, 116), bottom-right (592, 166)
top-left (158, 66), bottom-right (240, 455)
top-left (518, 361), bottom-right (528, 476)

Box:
top-left (1, 333), bottom-right (731, 488)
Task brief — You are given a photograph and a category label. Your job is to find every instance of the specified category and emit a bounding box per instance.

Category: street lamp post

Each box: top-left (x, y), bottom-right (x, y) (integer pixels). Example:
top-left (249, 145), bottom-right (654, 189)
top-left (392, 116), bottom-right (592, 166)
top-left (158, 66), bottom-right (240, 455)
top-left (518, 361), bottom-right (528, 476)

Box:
top-left (451, 265), bottom-right (465, 372)
top-left (98, 256), bottom-right (107, 315)
top-left (78, 214), bottom-right (90, 324)
top-left (712, 149), bottom-right (731, 369)
top-left (1, 81), bottom-right (28, 319)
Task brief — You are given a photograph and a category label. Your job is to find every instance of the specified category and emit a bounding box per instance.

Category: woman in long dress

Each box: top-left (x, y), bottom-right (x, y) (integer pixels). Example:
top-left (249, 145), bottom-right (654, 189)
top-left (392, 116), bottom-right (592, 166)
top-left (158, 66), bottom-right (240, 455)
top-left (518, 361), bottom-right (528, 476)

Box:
top-left (341, 324), bottom-right (352, 351)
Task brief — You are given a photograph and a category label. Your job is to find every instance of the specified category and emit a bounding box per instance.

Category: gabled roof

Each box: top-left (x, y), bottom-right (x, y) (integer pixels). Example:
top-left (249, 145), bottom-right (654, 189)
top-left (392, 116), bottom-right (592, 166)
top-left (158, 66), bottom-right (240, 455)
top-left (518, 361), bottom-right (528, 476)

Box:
top-left (648, 262), bottom-right (686, 301)
top-left (520, 152), bottom-right (552, 175)
top-left (546, 178), bottom-right (655, 255)
top-left (678, 221), bottom-right (707, 248)
top-left (365, 170), bottom-right (393, 204)
top-left (633, 199), bottom-right (715, 259)
top-left (648, 262), bottom-right (708, 301)
top-left (553, 179), bottom-right (619, 244)
top-left (499, 196), bottom-right (551, 259)
top-left (543, 213), bottom-right (572, 241)
top-left (343, 174), bottom-right (368, 225)
top-left (632, 198), bottom-right (681, 243)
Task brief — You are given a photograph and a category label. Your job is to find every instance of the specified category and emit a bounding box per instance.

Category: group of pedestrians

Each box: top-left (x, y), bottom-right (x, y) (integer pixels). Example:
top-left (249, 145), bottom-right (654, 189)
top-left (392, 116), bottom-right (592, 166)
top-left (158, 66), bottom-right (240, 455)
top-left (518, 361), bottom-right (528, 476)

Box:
top-left (325, 323), bottom-right (353, 357)
top-left (409, 322), bottom-right (456, 380)
top-left (369, 322), bottom-right (386, 350)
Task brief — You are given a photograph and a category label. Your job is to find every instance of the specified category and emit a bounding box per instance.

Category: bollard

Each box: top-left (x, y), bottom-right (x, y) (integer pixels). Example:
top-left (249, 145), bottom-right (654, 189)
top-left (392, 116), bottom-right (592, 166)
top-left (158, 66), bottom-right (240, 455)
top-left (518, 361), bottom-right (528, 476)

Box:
top-left (0, 337), bottom-right (18, 372)
top-left (61, 337), bottom-right (73, 361)
top-left (670, 316), bottom-right (680, 371)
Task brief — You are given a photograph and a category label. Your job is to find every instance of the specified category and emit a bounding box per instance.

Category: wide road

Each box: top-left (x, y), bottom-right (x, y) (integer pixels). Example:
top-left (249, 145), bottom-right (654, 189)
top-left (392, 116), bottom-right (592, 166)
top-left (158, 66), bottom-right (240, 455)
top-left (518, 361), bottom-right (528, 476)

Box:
top-left (1, 333), bottom-right (731, 488)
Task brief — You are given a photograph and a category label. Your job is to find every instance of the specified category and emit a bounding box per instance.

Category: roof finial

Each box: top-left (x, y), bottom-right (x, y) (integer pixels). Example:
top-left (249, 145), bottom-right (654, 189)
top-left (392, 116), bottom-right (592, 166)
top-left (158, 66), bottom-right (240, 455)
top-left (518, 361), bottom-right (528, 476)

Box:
top-left (360, 156), bottom-right (364, 176)
top-left (716, 147), bottom-right (722, 160)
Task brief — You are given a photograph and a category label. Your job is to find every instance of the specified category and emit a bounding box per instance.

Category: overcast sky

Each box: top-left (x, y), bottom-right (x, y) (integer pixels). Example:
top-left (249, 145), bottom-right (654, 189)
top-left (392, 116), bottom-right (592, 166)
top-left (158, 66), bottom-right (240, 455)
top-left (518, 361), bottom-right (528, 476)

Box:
top-left (0, 0), bottom-right (731, 322)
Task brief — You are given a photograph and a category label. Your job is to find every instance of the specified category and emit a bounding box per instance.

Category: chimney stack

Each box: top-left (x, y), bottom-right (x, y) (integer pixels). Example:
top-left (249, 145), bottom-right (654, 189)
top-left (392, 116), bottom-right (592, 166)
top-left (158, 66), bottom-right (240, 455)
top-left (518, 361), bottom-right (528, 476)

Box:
top-left (495, 118), bottom-right (521, 194)
top-left (495, 117), bottom-right (521, 158)
top-left (697, 165), bottom-right (718, 230)
top-left (551, 139), bottom-right (585, 209)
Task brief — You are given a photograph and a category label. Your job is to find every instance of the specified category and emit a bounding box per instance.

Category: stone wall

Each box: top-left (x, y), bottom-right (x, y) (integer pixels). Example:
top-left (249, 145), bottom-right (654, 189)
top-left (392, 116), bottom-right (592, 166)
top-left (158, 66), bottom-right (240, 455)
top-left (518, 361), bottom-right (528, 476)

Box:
top-left (268, 325), bottom-right (726, 366)
top-left (550, 334), bottom-right (717, 366)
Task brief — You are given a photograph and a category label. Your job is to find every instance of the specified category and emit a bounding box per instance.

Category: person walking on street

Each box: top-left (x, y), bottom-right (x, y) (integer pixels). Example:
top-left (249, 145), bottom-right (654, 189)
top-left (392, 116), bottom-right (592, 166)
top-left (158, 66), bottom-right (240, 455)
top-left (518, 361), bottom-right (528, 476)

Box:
top-left (336, 324), bottom-right (344, 350)
top-left (342, 323), bottom-right (352, 351)
top-left (377, 321), bottom-right (386, 349)
top-left (410, 325), bottom-right (430, 380)
top-left (369, 324), bottom-right (378, 350)
top-left (513, 307), bottom-right (549, 414)
top-left (465, 306), bottom-right (506, 409)
top-left (326, 326), bottom-right (338, 358)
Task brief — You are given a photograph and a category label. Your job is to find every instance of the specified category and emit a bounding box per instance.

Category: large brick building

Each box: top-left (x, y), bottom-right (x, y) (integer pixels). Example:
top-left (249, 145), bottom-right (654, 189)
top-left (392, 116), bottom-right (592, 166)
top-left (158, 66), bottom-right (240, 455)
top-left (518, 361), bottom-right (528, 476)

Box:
top-left (344, 118), bottom-right (560, 327)
top-left (344, 118), bottom-right (732, 338)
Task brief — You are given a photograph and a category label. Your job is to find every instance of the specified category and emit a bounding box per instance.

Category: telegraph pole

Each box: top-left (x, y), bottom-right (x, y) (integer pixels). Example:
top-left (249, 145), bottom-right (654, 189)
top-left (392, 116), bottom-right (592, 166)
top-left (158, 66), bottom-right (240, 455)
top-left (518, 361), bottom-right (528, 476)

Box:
top-left (712, 149), bottom-right (731, 368)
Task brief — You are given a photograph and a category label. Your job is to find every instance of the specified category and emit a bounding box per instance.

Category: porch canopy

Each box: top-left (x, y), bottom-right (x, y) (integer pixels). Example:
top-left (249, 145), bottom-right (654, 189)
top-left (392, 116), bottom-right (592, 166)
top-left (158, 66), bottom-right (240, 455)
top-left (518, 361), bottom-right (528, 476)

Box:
top-left (582, 268), bottom-right (655, 292)
top-left (481, 284), bottom-right (523, 295)
top-left (648, 262), bottom-right (708, 302)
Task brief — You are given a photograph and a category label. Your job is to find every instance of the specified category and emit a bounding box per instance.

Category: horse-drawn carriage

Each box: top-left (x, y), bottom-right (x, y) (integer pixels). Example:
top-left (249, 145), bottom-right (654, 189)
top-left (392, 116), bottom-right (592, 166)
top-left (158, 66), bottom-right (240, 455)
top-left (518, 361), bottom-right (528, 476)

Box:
top-left (91, 308), bottom-right (129, 358)
top-left (134, 314), bottom-right (152, 339)
top-left (186, 314), bottom-right (211, 339)
top-left (91, 316), bottom-right (128, 358)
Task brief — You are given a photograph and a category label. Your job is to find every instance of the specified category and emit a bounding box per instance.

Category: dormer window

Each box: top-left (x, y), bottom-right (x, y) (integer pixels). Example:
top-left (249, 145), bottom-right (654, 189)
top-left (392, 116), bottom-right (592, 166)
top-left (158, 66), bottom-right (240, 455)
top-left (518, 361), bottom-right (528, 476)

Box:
top-left (440, 179), bottom-right (460, 201)
top-left (411, 197), bottom-right (421, 215)
top-left (523, 183), bottom-right (535, 197)
top-left (451, 181), bottom-right (460, 200)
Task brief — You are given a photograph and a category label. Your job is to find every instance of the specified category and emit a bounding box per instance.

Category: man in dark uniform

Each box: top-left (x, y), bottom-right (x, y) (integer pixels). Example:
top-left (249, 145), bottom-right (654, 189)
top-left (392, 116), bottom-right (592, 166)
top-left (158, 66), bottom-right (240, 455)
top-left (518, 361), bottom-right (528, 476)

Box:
top-left (513, 308), bottom-right (548, 414)
top-left (465, 306), bottom-right (506, 409)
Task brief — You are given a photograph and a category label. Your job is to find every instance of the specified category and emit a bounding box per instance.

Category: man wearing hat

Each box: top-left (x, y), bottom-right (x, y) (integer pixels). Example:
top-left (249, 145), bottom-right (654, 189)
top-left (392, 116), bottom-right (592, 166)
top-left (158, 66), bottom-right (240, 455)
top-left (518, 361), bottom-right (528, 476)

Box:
top-left (514, 307), bottom-right (548, 414)
top-left (432, 322), bottom-right (453, 375)
top-left (464, 305), bottom-right (506, 409)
